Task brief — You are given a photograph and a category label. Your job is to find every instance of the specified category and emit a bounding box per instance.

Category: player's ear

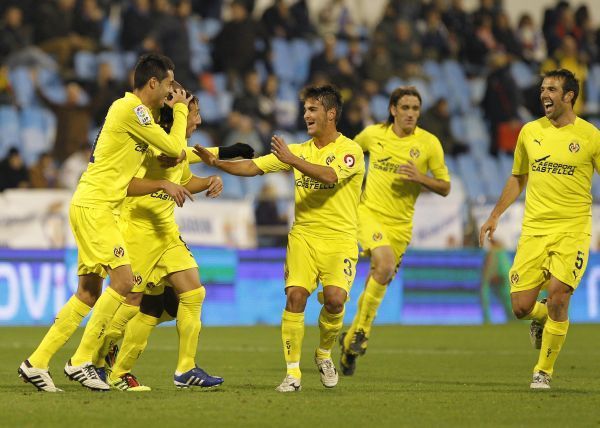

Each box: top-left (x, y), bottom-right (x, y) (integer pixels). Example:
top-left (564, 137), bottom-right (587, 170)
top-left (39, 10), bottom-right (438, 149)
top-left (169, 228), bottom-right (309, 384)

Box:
top-left (328, 108), bottom-right (336, 122)
top-left (563, 90), bottom-right (574, 105)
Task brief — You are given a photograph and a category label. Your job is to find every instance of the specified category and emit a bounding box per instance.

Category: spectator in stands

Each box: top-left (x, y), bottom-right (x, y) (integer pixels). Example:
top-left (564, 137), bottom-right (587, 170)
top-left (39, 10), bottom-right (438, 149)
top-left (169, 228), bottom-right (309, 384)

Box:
top-left (308, 34), bottom-right (340, 82)
top-left (255, 182), bottom-right (288, 247)
top-left (420, 98), bottom-right (470, 157)
top-left (316, 0), bottom-right (356, 39)
top-left (0, 6), bottom-right (32, 63)
top-left (0, 65), bottom-right (15, 105)
top-left (0, 147), bottom-right (29, 191)
top-left (464, 12), bottom-right (497, 71)
top-left (73, 0), bottom-right (105, 48)
top-left (223, 112), bottom-right (267, 155)
top-left (261, 0), bottom-right (299, 40)
top-left (541, 35), bottom-right (587, 115)
top-left (574, 5), bottom-right (598, 65)
top-left (387, 19), bottom-right (422, 72)
top-left (29, 152), bottom-right (58, 188)
top-left (338, 95), bottom-right (372, 139)
top-left (420, 8), bottom-right (454, 60)
top-left (212, 0), bottom-right (262, 89)
top-left (32, 70), bottom-right (92, 161)
top-left (33, 0), bottom-right (96, 73)
top-left (363, 36), bottom-right (395, 87)
top-left (120, 0), bottom-right (153, 52)
top-left (58, 143), bottom-right (91, 190)
top-left (481, 52), bottom-right (523, 156)
top-left (192, 0), bottom-right (222, 19)
top-left (289, 0), bottom-right (314, 38)
top-left (542, 1), bottom-right (572, 57)
top-left (232, 69), bottom-right (275, 139)
top-left (516, 13), bottom-right (547, 64)
top-left (493, 11), bottom-right (522, 59)
top-left (88, 61), bottom-right (126, 127)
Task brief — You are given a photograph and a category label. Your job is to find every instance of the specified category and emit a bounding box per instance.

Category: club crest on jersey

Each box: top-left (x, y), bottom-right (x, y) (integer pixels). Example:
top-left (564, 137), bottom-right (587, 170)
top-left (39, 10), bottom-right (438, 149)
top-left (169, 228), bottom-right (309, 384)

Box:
top-left (326, 154), bottom-right (336, 165)
top-left (134, 105), bottom-right (152, 125)
top-left (133, 273), bottom-right (143, 286)
top-left (510, 272), bottom-right (519, 284)
top-left (569, 140), bottom-right (580, 153)
top-left (147, 282), bottom-right (156, 289)
top-left (409, 147), bottom-right (420, 159)
top-left (343, 154), bottom-right (355, 167)
top-left (114, 246), bottom-right (125, 258)
top-left (372, 232), bottom-right (383, 242)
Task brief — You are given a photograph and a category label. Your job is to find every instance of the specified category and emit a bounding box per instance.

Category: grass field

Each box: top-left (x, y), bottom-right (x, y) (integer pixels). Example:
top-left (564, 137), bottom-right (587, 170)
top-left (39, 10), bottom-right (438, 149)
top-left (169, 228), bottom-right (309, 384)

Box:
top-left (2, 323), bottom-right (600, 427)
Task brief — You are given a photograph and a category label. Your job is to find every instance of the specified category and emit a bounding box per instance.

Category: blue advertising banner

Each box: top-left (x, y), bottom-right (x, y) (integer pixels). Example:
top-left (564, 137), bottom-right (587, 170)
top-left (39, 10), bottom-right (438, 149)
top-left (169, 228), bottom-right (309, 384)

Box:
top-left (1, 248), bottom-right (600, 326)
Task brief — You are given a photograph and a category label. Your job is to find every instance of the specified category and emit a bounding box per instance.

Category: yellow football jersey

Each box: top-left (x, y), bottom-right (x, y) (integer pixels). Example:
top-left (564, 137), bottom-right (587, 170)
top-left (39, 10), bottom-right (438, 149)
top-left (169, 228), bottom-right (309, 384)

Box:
top-left (253, 134), bottom-right (365, 239)
top-left (356, 124), bottom-right (450, 224)
top-left (71, 92), bottom-right (188, 211)
top-left (123, 147), bottom-right (219, 230)
top-left (512, 116), bottom-right (600, 235)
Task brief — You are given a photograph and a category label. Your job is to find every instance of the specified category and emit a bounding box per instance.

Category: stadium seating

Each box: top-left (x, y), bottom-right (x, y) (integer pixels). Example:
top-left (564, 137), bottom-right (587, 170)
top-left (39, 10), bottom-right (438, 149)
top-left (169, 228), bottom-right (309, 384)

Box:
top-left (0, 106), bottom-right (20, 158)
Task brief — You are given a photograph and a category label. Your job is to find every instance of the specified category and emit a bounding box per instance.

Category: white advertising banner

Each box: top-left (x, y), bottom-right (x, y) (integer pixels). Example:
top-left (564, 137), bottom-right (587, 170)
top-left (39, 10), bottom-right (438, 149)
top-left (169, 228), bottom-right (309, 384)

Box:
top-left (411, 180), bottom-right (465, 249)
top-left (0, 189), bottom-right (72, 248)
top-left (0, 190), bottom-right (256, 249)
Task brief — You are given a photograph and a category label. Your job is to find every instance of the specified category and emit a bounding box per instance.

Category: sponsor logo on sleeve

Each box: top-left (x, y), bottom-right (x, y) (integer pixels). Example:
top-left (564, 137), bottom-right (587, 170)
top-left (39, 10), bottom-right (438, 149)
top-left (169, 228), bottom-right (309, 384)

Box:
top-left (343, 154), bottom-right (355, 167)
top-left (134, 105), bottom-right (152, 125)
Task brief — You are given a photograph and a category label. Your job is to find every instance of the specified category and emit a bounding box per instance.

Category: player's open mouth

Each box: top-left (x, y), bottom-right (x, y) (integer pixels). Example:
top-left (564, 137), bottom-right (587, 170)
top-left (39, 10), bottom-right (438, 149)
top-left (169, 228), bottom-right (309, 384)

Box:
top-left (543, 99), bottom-right (553, 112)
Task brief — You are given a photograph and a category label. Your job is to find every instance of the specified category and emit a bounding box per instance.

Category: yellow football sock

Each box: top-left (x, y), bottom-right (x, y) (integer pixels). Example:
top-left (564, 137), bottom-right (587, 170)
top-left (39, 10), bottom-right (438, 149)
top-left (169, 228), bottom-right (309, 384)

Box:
top-left (29, 295), bottom-right (91, 368)
top-left (534, 316), bottom-right (569, 376)
top-left (71, 287), bottom-right (124, 366)
top-left (94, 303), bottom-right (139, 367)
top-left (175, 287), bottom-right (205, 374)
top-left (316, 307), bottom-right (345, 359)
top-left (281, 310), bottom-right (304, 379)
top-left (344, 277), bottom-right (387, 349)
top-left (110, 312), bottom-right (158, 380)
top-left (523, 300), bottom-right (548, 323)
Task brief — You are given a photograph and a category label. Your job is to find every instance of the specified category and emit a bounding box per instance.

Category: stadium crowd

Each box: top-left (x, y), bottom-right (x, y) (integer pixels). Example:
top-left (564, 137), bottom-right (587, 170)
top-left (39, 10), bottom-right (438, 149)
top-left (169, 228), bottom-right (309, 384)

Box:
top-left (0, 0), bottom-right (599, 202)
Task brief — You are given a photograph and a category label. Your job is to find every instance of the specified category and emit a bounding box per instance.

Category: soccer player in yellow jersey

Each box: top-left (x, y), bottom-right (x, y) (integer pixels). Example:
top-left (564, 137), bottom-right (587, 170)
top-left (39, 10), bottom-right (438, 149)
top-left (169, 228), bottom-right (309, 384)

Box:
top-left (480, 69), bottom-right (600, 389)
top-left (194, 85), bottom-right (365, 392)
top-left (18, 53), bottom-right (193, 392)
top-left (339, 86), bottom-right (451, 375)
top-left (92, 86), bottom-right (252, 391)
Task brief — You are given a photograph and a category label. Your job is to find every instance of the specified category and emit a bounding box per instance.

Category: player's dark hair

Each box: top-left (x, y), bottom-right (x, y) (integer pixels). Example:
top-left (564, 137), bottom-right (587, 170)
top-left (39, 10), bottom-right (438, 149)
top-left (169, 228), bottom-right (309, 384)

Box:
top-left (158, 81), bottom-right (197, 132)
top-left (300, 85), bottom-right (343, 124)
top-left (385, 86), bottom-right (422, 126)
top-left (543, 69), bottom-right (579, 106)
top-left (133, 53), bottom-right (175, 90)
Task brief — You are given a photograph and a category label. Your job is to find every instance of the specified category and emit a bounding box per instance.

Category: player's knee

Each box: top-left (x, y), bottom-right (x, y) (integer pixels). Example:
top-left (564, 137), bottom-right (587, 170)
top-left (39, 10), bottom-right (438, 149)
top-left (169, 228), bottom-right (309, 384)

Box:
top-left (512, 303), bottom-right (534, 319)
top-left (125, 291), bottom-right (143, 306)
top-left (372, 263), bottom-right (396, 284)
top-left (285, 289), bottom-right (308, 312)
top-left (324, 299), bottom-right (344, 314)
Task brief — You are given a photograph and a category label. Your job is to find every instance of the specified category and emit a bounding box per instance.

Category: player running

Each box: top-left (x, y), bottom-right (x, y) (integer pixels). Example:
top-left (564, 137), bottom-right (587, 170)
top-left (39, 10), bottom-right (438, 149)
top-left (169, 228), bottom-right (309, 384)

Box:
top-left (339, 86), bottom-right (450, 375)
top-left (480, 69), bottom-right (600, 389)
top-left (18, 53), bottom-right (192, 392)
top-left (194, 85), bottom-right (364, 392)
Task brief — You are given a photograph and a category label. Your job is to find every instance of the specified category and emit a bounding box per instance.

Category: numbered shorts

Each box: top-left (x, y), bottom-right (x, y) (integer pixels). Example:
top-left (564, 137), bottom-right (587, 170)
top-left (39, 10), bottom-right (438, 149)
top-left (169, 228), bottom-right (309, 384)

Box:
top-left (124, 223), bottom-right (198, 294)
top-left (509, 233), bottom-right (591, 293)
top-left (357, 204), bottom-right (410, 264)
top-left (284, 231), bottom-right (358, 295)
top-left (69, 205), bottom-right (130, 278)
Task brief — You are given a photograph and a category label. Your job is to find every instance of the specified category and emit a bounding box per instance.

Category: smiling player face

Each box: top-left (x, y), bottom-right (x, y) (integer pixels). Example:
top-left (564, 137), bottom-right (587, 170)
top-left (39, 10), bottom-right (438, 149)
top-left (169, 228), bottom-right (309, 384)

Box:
top-left (154, 69), bottom-right (174, 109)
top-left (540, 76), bottom-right (572, 122)
top-left (186, 100), bottom-right (201, 138)
top-left (303, 97), bottom-right (333, 138)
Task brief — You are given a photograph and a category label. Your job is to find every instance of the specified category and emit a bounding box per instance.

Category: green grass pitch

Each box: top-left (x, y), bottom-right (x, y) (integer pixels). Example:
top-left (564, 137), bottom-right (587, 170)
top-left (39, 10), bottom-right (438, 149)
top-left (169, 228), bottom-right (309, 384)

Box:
top-left (2, 324), bottom-right (600, 427)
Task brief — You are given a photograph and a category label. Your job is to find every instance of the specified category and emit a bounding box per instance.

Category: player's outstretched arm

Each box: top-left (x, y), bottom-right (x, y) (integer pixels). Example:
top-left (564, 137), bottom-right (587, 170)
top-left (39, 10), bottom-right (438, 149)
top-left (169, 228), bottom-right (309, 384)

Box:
top-left (184, 175), bottom-right (223, 198)
top-left (479, 174), bottom-right (528, 247)
top-left (193, 145), bottom-right (262, 177)
top-left (127, 177), bottom-right (193, 207)
top-left (270, 135), bottom-right (337, 184)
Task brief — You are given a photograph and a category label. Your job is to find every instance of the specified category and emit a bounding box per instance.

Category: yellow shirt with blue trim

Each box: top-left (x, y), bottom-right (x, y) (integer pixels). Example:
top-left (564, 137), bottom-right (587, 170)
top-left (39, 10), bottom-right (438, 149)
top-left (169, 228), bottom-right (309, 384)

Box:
top-left (356, 124), bottom-right (450, 224)
top-left (72, 92), bottom-right (188, 211)
top-left (512, 116), bottom-right (600, 235)
top-left (253, 134), bottom-right (365, 239)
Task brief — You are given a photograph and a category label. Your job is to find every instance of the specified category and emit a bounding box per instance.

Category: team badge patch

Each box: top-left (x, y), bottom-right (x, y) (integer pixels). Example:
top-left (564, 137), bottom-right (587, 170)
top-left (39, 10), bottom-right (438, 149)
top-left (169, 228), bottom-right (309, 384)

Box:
top-left (134, 105), bottom-right (152, 125)
top-left (133, 273), bottom-right (143, 286)
top-left (114, 246), bottom-right (125, 258)
top-left (569, 141), bottom-right (580, 153)
top-left (372, 232), bottom-right (383, 242)
top-left (510, 272), bottom-right (519, 284)
top-left (344, 154), bottom-right (356, 167)
top-left (326, 154), bottom-right (336, 165)
top-left (409, 147), bottom-right (420, 159)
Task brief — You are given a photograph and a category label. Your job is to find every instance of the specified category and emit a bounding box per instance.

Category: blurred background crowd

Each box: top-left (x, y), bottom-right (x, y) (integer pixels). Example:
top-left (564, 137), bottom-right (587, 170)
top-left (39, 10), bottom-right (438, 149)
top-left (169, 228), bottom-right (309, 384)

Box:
top-left (0, 0), bottom-right (599, 245)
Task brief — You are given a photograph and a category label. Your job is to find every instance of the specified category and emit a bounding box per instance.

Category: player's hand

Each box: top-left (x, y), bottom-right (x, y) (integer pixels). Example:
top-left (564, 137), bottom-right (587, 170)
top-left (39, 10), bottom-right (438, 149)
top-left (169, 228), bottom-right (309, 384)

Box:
top-left (397, 161), bottom-right (423, 183)
top-left (192, 144), bottom-right (218, 166)
top-left (166, 88), bottom-right (192, 108)
top-left (205, 175), bottom-right (223, 198)
top-left (479, 216), bottom-right (499, 247)
top-left (218, 142), bottom-right (255, 159)
top-left (271, 135), bottom-right (295, 164)
top-left (158, 149), bottom-right (187, 168)
top-left (162, 180), bottom-right (194, 207)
